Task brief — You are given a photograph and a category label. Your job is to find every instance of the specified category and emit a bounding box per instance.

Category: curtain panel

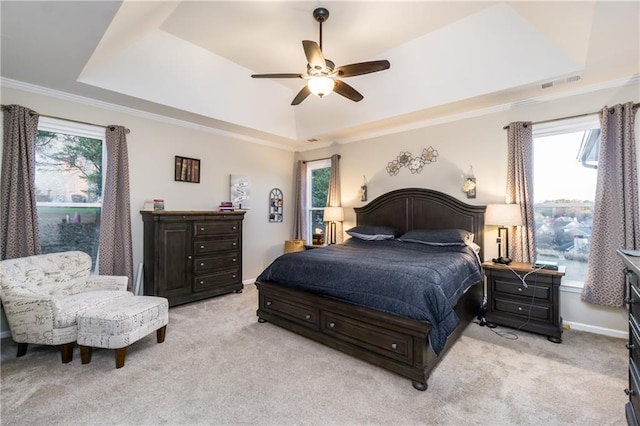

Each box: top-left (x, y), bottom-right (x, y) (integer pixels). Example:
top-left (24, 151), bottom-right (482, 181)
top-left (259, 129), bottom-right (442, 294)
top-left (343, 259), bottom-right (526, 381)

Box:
top-left (582, 102), bottom-right (640, 307)
top-left (505, 121), bottom-right (536, 263)
top-left (98, 125), bottom-right (134, 287)
top-left (326, 154), bottom-right (343, 243)
top-left (1, 105), bottom-right (41, 259)
top-left (292, 160), bottom-right (307, 240)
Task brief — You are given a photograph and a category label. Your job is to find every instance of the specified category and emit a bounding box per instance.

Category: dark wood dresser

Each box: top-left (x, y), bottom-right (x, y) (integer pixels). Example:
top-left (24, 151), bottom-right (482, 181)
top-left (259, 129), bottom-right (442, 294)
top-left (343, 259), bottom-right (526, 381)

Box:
top-left (140, 211), bottom-right (245, 306)
top-left (483, 261), bottom-right (565, 343)
top-left (620, 249), bottom-right (640, 426)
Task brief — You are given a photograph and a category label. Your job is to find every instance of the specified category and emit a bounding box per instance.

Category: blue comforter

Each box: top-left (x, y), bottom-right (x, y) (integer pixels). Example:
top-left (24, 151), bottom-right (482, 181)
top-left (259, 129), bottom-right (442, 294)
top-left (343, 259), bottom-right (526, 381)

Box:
top-left (256, 238), bottom-right (482, 355)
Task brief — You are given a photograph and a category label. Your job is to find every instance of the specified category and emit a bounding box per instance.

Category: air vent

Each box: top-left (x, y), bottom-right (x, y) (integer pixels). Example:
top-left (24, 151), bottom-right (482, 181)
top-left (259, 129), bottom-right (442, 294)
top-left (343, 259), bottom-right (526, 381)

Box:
top-left (541, 74), bottom-right (581, 89)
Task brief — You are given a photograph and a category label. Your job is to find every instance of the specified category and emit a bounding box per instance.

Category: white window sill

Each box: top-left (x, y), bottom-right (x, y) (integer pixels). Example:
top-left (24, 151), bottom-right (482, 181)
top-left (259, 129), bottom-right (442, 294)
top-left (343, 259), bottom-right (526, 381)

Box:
top-left (560, 279), bottom-right (584, 294)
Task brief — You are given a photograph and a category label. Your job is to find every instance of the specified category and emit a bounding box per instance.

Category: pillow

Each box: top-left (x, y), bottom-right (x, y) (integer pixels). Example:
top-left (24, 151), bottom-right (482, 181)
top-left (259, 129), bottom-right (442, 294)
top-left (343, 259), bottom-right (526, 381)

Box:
top-left (346, 225), bottom-right (401, 241)
top-left (397, 229), bottom-right (474, 246)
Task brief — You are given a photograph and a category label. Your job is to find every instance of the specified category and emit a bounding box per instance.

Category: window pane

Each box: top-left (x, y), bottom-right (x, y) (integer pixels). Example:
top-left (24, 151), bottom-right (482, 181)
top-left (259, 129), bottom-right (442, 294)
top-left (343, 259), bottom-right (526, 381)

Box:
top-left (533, 130), bottom-right (598, 284)
top-left (35, 129), bottom-right (103, 265)
top-left (311, 167), bottom-right (330, 208)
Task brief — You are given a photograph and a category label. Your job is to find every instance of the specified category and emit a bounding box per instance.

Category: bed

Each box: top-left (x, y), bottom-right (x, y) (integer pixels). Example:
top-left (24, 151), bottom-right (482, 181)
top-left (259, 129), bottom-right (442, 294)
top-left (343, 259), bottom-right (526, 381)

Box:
top-left (255, 188), bottom-right (486, 391)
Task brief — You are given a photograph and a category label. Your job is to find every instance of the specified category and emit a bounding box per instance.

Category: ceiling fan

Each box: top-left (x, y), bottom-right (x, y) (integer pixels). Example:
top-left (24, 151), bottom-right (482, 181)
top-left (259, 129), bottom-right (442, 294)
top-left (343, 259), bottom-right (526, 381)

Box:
top-left (251, 7), bottom-right (391, 106)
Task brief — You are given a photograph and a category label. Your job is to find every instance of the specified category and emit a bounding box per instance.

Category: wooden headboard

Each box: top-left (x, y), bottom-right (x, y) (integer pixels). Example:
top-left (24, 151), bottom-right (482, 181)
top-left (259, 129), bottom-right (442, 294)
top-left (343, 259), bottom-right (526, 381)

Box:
top-left (354, 188), bottom-right (486, 259)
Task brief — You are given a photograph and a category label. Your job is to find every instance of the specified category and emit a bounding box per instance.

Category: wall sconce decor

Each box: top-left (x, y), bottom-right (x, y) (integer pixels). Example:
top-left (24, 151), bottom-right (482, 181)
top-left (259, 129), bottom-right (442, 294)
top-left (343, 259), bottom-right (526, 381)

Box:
top-left (462, 165), bottom-right (476, 199)
top-left (323, 206), bottom-right (344, 245)
top-left (386, 147), bottom-right (438, 176)
top-left (359, 176), bottom-right (368, 201)
top-left (485, 203), bottom-right (523, 264)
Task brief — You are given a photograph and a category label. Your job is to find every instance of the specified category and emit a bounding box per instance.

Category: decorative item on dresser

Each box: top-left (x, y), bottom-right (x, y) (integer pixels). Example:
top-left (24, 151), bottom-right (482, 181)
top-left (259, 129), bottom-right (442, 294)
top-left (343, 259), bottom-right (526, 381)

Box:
top-left (140, 211), bottom-right (245, 307)
top-left (619, 248), bottom-right (640, 426)
top-left (482, 261), bottom-right (565, 343)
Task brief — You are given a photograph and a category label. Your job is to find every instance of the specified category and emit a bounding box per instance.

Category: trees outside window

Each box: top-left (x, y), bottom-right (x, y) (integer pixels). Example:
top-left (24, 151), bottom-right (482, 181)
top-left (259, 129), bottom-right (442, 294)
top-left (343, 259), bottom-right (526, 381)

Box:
top-left (306, 159), bottom-right (331, 242)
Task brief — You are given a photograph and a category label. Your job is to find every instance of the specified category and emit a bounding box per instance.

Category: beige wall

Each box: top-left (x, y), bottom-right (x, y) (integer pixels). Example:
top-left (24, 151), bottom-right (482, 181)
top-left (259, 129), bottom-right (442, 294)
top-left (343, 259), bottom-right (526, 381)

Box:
top-left (0, 85), bottom-right (296, 334)
top-left (296, 83), bottom-right (639, 337)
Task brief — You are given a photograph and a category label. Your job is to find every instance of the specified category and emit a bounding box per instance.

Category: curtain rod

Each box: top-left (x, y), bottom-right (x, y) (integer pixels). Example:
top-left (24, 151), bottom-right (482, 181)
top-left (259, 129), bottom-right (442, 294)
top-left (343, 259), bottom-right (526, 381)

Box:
top-left (502, 102), bottom-right (640, 130)
top-left (302, 155), bottom-right (340, 164)
top-left (1, 104), bottom-right (131, 134)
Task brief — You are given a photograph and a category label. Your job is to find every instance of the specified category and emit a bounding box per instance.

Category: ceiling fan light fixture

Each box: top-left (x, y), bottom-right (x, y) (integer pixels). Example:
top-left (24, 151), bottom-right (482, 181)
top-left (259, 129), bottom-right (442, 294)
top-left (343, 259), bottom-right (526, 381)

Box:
top-left (308, 76), bottom-right (335, 98)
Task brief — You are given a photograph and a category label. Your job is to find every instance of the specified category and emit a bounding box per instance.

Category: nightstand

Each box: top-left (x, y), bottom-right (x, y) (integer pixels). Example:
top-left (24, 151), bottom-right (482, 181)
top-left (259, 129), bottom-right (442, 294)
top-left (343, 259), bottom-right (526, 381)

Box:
top-left (304, 244), bottom-right (325, 250)
top-left (482, 261), bottom-right (566, 343)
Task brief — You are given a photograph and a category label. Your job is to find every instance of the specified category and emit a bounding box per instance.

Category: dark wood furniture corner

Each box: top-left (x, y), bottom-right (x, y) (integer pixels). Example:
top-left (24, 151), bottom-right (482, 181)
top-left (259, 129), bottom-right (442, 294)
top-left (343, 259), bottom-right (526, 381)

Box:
top-left (304, 244), bottom-right (324, 250)
top-left (619, 249), bottom-right (640, 426)
top-left (140, 210), bottom-right (245, 306)
top-left (482, 261), bottom-right (565, 343)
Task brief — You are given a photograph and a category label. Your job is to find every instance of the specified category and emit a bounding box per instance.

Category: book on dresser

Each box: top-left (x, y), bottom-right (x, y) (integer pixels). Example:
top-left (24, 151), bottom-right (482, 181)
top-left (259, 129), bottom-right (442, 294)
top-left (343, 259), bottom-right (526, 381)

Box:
top-left (140, 210), bottom-right (245, 306)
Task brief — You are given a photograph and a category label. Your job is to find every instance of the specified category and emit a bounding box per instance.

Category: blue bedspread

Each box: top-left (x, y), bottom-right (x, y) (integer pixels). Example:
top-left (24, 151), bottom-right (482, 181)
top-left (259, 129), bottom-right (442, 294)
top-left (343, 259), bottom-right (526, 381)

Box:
top-left (256, 238), bottom-right (482, 355)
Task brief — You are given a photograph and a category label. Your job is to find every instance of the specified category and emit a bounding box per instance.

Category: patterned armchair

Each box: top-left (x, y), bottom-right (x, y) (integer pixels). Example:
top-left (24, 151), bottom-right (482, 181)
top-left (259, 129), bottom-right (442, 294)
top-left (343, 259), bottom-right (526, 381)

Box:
top-left (0, 251), bottom-right (132, 363)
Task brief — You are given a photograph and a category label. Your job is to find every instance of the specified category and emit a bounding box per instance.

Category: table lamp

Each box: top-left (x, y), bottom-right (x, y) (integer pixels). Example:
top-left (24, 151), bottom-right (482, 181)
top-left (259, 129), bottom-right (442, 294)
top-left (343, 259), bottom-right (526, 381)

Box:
top-left (323, 206), bottom-right (344, 245)
top-left (485, 203), bottom-right (522, 264)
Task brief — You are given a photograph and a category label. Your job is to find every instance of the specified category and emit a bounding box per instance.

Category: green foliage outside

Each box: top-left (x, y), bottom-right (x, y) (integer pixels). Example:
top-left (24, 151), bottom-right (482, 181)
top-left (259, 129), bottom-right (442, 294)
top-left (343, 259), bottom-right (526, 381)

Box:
top-left (311, 167), bottom-right (330, 207)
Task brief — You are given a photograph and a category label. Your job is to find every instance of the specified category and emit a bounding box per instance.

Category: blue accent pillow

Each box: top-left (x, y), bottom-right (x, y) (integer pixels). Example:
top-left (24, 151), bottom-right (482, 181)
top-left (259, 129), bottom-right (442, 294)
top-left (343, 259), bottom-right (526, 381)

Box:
top-left (346, 225), bottom-right (401, 241)
top-left (398, 229), bottom-right (474, 246)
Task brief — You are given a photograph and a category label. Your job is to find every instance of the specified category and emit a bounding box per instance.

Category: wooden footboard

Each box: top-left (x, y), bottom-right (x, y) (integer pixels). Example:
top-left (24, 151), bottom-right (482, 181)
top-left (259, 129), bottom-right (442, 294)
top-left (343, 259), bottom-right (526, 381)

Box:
top-left (256, 280), bottom-right (482, 391)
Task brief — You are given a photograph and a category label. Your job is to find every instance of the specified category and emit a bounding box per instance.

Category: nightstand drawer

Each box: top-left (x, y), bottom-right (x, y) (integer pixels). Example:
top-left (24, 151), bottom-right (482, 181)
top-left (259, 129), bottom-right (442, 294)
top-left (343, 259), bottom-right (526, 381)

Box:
top-left (494, 297), bottom-right (551, 321)
top-left (322, 312), bottom-right (412, 364)
top-left (494, 279), bottom-right (551, 301)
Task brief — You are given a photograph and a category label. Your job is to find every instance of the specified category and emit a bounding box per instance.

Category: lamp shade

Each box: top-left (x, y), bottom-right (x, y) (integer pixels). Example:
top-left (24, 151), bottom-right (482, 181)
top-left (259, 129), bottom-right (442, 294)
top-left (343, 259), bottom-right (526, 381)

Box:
top-left (308, 76), bottom-right (335, 98)
top-left (323, 206), bottom-right (344, 222)
top-left (485, 204), bottom-right (522, 226)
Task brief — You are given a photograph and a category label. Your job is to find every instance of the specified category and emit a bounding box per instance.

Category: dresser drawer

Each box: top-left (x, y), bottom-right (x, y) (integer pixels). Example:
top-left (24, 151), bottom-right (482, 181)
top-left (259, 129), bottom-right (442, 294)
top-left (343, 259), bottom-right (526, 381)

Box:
top-left (321, 312), bottom-right (413, 364)
top-left (194, 238), bottom-right (239, 254)
top-left (631, 316), bottom-right (640, 362)
top-left (193, 268), bottom-right (240, 292)
top-left (629, 359), bottom-right (640, 420)
top-left (194, 221), bottom-right (240, 236)
top-left (494, 297), bottom-right (551, 321)
top-left (260, 295), bottom-right (319, 328)
top-left (630, 284), bottom-right (640, 319)
top-left (194, 253), bottom-right (239, 273)
top-left (494, 279), bottom-right (551, 301)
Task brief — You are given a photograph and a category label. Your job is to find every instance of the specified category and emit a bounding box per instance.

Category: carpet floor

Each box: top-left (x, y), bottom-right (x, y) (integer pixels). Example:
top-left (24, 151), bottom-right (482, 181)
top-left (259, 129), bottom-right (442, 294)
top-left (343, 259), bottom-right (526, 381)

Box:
top-left (0, 284), bottom-right (628, 425)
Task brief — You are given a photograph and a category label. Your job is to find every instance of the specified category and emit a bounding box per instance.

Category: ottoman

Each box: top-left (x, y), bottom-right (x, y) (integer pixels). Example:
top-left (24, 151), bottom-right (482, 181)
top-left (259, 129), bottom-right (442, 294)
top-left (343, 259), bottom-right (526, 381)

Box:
top-left (77, 296), bottom-right (169, 368)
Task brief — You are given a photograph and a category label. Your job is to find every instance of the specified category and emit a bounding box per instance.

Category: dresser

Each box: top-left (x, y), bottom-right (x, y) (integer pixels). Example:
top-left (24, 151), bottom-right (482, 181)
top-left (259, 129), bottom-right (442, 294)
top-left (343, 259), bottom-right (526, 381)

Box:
top-left (619, 249), bottom-right (640, 426)
top-left (482, 261), bottom-right (565, 343)
top-left (140, 211), bottom-right (245, 306)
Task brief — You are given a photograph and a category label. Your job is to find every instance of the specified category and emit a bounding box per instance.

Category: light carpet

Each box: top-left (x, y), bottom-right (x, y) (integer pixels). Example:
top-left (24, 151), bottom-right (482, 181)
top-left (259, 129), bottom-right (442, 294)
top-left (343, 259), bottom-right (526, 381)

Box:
top-left (0, 284), bottom-right (627, 425)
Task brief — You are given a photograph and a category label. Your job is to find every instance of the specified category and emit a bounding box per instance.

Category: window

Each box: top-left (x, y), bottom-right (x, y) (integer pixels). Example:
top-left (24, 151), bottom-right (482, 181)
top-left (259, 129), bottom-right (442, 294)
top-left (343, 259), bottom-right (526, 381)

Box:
top-left (35, 117), bottom-right (105, 266)
top-left (306, 159), bottom-right (331, 242)
top-left (533, 116), bottom-right (600, 287)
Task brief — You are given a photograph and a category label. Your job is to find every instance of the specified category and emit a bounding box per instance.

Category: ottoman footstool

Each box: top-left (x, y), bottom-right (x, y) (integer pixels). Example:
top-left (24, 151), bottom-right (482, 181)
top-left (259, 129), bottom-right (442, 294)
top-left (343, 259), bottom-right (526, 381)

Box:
top-left (77, 296), bottom-right (169, 368)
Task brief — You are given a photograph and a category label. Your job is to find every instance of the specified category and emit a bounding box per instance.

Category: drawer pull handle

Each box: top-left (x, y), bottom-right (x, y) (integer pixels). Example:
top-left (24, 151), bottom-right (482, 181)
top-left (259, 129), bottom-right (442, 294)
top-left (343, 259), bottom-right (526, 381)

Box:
top-left (391, 343), bottom-right (397, 350)
top-left (187, 256), bottom-right (192, 260)
top-left (232, 242), bottom-right (237, 246)
top-left (200, 280), bottom-right (204, 285)
top-left (232, 226), bottom-right (237, 230)
top-left (627, 342), bottom-right (635, 350)
top-left (517, 306), bottom-right (523, 311)
top-left (266, 301), bottom-right (272, 306)
top-left (305, 314), bottom-right (311, 320)
top-left (624, 297), bottom-right (636, 305)
top-left (200, 262), bottom-right (205, 267)
top-left (625, 388), bottom-right (635, 396)
top-left (232, 258), bottom-right (237, 262)
top-left (517, 287), bottom-right (523, 292)
top-left (200, 245), bottom-right (205, 249)
top-left (232, 274), bottom-right (236, 278)
top-left (329, 322), bottom-right (335, 328)
top-left (200, 227), bottom-right (205, 231)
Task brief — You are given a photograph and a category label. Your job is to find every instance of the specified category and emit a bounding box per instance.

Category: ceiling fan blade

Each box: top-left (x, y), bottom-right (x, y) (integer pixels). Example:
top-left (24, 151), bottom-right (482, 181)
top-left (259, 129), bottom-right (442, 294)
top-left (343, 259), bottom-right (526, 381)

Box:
top-left (302, 40), bottom-right (326, 71)
top-left (291, 85), bottom-right (311, 105)
top-left (251, 73), bottom-right (304, 79)
top-left (333, 80), bottom-right (364, 102)
top-left (335, 60), bottom-right (390, 78)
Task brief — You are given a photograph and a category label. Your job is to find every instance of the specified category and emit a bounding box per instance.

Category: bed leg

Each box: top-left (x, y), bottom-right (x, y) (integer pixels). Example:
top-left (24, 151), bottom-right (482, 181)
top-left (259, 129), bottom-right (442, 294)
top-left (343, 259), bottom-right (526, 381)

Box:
top-left (258, 317), bottom-right (267, 323)
top-left (412, 381), bottom-right (428, 391)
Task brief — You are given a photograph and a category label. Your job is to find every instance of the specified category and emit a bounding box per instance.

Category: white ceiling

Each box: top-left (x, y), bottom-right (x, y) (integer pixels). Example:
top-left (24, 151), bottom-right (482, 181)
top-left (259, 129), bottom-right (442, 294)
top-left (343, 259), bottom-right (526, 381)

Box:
top-left (1, 1), bottom-right (639, 151)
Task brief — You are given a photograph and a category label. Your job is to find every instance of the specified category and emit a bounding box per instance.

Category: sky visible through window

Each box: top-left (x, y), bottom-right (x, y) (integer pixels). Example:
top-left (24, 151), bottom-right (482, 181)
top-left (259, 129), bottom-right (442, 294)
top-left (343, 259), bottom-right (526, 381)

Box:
top-left (533, 131), bottom-right (598, 203)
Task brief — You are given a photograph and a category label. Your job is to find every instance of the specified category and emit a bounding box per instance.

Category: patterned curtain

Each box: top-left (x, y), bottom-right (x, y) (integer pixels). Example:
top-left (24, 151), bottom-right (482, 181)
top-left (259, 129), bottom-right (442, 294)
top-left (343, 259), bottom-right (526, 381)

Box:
top-left (326, 154), bottom-right (343, 243)
top-left (505, 121), bottom-right (536, 263)
top-left (292, 160), bottom-right (307, 240)
top-left (98, 126), bottom-right (133, 287)
top-left (582, 102), bottom-right (639, 307)
top-left (1, 105), bottom-right (41, 259)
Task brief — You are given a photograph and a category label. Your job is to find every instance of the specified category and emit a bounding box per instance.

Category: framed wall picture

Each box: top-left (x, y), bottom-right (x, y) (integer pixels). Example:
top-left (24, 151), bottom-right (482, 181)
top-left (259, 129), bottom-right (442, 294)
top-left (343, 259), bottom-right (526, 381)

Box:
top-left (175, 156), bottom-right (200, 183)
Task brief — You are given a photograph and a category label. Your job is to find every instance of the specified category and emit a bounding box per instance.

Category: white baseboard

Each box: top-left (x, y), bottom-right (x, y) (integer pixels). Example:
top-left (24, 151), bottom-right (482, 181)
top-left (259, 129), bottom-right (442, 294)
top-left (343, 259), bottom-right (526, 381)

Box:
top-left (564, 320), bottom-right (627, 339)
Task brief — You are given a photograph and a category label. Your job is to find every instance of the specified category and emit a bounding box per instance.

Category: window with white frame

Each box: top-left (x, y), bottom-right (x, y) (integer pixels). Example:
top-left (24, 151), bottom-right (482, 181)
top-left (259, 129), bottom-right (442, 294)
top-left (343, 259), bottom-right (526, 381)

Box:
top-left (533, 115), bottom-right (600, 287)
top-left (35, 117), bottom-right (105, 266)
top-left (306, 159), bottom-right (331, 243)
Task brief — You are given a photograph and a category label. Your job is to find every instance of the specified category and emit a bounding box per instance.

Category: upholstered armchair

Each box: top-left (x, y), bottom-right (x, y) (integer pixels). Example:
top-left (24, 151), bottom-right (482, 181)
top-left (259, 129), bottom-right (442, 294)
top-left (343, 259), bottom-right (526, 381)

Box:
top-left (0, 251), bottom-right (132, 363)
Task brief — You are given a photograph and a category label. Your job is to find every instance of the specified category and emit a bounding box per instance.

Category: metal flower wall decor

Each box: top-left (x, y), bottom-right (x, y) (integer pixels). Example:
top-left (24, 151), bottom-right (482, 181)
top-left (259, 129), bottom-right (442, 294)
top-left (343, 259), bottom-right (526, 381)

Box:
top-left (386, 147), bottom-right (439, 176)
